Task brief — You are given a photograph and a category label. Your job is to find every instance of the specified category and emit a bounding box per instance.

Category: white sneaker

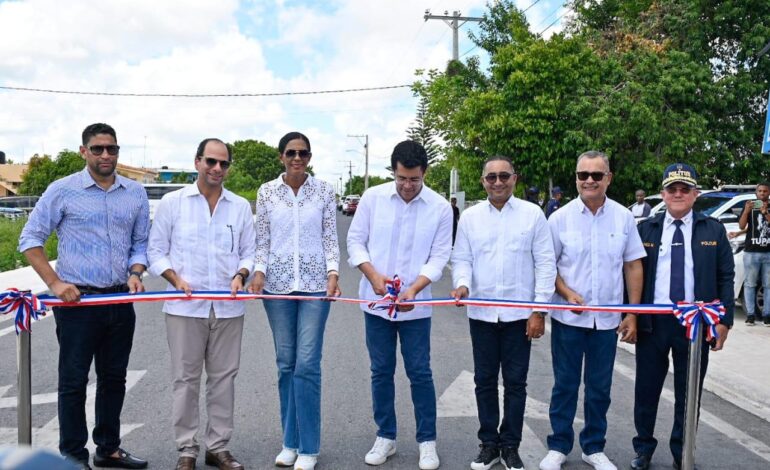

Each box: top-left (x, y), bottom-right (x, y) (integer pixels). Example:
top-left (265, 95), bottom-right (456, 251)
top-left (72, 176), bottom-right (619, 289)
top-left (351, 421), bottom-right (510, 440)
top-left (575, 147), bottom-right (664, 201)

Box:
top-left (275, 448), bottom-right (298, 467)
top-left (364, 437), bottom-right (396, 465)
top-left (539, 450), bottom-right (567, 470)
top-left (419, 441), bottom-right (440, 470)
top-left (581, 452), bottom-right (617, 470)
top-left (294, 455), bottom-right (317, 470)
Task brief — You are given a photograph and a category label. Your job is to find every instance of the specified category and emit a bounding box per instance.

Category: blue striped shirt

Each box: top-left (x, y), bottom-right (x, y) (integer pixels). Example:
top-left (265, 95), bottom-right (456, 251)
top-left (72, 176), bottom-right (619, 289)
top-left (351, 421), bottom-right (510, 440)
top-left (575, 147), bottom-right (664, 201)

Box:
top-left (19, 168), bottom-right (150, 287)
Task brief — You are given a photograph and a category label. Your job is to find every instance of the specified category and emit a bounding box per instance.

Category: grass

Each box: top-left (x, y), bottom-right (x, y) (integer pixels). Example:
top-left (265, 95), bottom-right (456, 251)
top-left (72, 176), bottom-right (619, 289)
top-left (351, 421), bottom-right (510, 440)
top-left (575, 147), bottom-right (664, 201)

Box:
top-left (0, 218), bottom-right (57, 272)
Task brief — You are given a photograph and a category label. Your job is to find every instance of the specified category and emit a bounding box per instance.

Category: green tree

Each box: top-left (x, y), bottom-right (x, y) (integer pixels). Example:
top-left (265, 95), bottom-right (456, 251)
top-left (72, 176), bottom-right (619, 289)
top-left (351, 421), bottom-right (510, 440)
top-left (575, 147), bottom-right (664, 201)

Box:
top-left (226, 139), bottom-right (315, 201)
top-left (18, 150), bottom-right (85, 195)
top-left (345, 175), bottom-right (393, 196)
top-left (424, 159), bottom-right (452, 198)
top-left (406, 97), bottom-right (442, 164)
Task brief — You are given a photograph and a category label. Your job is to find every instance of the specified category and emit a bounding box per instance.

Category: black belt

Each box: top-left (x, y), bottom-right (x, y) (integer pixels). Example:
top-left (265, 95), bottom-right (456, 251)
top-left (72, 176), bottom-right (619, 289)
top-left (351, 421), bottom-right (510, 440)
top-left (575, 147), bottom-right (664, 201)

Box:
top-left (74, 284), bottom-right (129, 295)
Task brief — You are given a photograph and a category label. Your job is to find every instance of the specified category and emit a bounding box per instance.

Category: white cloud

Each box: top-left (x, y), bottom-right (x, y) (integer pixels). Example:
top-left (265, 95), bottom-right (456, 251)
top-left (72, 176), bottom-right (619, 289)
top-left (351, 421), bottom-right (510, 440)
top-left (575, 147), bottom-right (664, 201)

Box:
top-left (0, 0), bottom-right (567, 185)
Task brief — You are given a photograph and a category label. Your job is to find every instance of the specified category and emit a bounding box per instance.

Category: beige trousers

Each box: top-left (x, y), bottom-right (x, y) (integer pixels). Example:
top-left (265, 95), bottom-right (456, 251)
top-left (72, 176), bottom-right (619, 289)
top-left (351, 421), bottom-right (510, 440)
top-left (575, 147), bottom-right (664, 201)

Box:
top-left (166, 309), bottom-right (244, 457)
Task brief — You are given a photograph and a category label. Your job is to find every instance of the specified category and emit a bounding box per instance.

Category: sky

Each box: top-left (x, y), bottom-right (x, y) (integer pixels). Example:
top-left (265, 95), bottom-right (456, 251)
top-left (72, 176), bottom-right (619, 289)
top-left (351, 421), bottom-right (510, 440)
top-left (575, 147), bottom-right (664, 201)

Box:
top-left (0, 0), bottom-right (567, 192)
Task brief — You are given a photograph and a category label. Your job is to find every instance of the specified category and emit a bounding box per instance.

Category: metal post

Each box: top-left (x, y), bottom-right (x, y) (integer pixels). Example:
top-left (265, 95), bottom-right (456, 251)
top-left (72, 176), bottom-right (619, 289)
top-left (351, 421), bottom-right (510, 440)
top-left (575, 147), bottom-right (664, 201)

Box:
top-left (17, 329), bottom-right (32, 445)
top-left (682, 320), bottom-right (704, 470)
top-left (451, 12), bottom-right (459, 60)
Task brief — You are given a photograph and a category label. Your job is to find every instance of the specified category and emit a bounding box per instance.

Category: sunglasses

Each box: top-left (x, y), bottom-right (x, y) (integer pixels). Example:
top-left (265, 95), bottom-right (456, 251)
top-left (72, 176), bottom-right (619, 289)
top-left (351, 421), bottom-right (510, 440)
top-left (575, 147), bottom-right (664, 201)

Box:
top-left (483, 172), bottom-right (514, 183)
top-left (88, 145), bottom-right (120, 156)
top-left (198, 156), bottom-right (231, 170)
top-left (284, 149), bottom-right (311, 159)
top-left (664, 186), bottom-right (693, 195)
top-left (576, 171), bottom-right (608, 181)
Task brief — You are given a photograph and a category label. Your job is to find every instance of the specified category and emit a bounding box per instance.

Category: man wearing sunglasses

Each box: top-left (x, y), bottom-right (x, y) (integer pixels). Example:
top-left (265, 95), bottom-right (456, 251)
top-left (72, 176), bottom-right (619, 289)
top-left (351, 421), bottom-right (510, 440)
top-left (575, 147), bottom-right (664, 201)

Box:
top-left (147, 138), bottom-right (256, 470)
top-left (630, 163), bottom-right (733, 470)
top-left (451, 156), bottom-right (555, 470)
top-left (348, 140), bottom-right (452, 470)
top-left (19, 123), bottom-right (150, 470)
top-left (540, 151), bottom-right (645, 470)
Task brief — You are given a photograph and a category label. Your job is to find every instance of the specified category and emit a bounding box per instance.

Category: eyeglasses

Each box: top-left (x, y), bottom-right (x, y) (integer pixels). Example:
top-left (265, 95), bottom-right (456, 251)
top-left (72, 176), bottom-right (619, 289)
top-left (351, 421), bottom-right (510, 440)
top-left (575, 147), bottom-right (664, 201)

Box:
top-left (664, 186), bottom-right (693, 195)
top-left (576, 171), bottom-right (608, 181)
top-left (284, 149), bottom-right (311, 159)
top-left (395, 175), bottom-right (423, 185)
top-left (198, 156), bottom-right (231, 170)
top-left (483, 172), bottom-right (514, 183)
top-left (88, 145), bottom-right (120, 156)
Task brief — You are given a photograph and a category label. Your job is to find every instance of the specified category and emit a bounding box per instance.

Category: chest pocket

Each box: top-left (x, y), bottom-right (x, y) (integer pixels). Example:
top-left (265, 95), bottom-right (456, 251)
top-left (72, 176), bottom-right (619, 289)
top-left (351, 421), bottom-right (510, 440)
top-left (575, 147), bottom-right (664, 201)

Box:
top-left (605, 231), bottom-right (627, 258)
top-left (559, 230), bottom-right (584, 259)
top-left (507, 229), bottom-right (533, 252)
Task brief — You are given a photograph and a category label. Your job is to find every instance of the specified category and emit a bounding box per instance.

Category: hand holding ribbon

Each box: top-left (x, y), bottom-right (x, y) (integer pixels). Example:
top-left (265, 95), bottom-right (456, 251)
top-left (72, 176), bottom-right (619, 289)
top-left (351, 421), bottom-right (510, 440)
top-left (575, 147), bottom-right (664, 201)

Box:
top-left (0, 288), bottom-right (47, 334)
top-left (367, 275), bottom-right (402, 319)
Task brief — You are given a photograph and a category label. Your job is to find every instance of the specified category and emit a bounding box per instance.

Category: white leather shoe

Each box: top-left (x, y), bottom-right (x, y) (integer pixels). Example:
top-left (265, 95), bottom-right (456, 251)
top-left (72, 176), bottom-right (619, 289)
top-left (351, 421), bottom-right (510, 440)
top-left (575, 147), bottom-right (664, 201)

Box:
top-left (364, 437), bottom-right (396, 465)
top-left (275, 448), bottom-right (298, 467)
top-left (419, 441), bottom-right (440, 470)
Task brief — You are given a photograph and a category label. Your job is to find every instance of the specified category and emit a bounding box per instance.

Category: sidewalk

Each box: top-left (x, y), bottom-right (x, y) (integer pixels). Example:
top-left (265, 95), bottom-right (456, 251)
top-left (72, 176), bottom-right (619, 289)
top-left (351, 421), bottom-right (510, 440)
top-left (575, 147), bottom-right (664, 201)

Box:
top-left (617, 309), bottom-right (770, 423)
top-left (1, 264), bottom-right (769, 423)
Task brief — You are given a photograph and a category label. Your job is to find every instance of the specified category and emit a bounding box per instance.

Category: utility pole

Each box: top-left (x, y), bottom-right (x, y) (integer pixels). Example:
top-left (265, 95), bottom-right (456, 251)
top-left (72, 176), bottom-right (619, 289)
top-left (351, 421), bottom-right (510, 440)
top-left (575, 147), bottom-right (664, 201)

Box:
top-left (341, 160), bottom-right (354, 195)
top-left (347, 134), bottom-right (369, 191)
top-left (424, 9), bottom-right (483, 61)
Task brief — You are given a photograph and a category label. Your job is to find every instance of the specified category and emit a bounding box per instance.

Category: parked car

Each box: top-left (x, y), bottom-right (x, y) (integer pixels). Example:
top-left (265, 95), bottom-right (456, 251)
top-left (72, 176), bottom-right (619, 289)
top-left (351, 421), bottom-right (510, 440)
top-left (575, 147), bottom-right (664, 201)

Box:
top-left (143, 183), bottom-right (190, 220)
top-left (690, 191), bottom-right (761, 311)
top-left (0, 207), bottom-right (25, 219)
top-left (342, 195), bottom-right (360, 216)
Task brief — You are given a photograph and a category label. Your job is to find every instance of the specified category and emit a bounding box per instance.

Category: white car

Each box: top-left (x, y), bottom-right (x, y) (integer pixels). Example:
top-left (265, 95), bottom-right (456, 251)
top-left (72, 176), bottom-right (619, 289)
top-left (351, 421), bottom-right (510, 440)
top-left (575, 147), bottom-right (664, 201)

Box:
top-left (691, 191), bottom-right (759, 311)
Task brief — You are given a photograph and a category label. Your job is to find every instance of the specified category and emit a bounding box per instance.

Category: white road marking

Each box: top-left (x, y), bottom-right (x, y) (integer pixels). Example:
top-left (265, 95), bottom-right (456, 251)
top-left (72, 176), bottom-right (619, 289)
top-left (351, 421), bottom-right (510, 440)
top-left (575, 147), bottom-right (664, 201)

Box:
top-left (614, 361), bottom-right (770, 462)
top-left (0, 370), bottom-right (146, 450)
top-left (437, 370), bottom-right (550, 468)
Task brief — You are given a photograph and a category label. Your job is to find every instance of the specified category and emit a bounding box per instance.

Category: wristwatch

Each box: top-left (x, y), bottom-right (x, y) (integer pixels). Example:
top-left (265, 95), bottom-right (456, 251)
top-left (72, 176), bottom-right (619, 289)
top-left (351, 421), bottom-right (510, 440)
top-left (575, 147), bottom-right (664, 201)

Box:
top-left (233, 272), bottom-right (247, 282)
top-left (129, 271), bottom-right (143, 280)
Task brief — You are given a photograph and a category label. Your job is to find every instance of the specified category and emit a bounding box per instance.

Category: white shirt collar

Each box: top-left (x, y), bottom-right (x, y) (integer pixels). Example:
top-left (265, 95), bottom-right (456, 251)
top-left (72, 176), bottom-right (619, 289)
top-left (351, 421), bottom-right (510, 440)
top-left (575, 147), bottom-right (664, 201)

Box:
top-left (664, 210), bottom-right (693, 227)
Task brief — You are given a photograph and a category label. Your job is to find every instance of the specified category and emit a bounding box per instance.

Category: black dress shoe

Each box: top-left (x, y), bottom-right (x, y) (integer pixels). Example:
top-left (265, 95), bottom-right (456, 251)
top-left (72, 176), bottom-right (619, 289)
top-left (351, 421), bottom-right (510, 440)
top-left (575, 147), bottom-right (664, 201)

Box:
top-left (92, 449), bottom-right (148, 469)
top-left (630, 454), bottom-right (651, 470)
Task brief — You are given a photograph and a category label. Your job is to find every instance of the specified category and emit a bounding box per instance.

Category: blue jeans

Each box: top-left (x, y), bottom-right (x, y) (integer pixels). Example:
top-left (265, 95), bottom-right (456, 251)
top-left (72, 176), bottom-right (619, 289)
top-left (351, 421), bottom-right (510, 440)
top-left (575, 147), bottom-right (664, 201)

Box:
top-left (469, 318), bottom-right (531, 448)
top-left (743, 251), bottom-right (770, 317)
top-left (263, 292), bottom-right (329, 456)
top-left (547, 320), bottom-right (617, 455)
top-left (364, 314), bottom-right (436, 443)
top-left (53, 303), bottom-right (136, 463)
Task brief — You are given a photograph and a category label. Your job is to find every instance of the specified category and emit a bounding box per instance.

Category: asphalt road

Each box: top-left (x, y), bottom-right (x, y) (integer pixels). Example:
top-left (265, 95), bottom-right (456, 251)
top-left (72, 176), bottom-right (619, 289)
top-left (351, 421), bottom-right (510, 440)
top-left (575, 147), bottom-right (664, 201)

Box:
top-left (2, 213), bottom-right (770, 469)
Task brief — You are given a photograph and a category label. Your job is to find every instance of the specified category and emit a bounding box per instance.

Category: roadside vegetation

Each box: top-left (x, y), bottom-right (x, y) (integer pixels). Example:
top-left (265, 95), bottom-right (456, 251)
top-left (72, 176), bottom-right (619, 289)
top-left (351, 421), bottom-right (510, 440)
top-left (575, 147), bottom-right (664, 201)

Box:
top-left (0, 218), bottom-right (57, 272)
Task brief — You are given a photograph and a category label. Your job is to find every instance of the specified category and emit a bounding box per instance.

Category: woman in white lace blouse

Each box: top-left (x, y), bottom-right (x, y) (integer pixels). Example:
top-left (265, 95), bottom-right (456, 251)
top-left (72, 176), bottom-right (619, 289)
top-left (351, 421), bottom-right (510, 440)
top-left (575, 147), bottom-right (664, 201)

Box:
top-left (248, 131), bottom-right (340, 470)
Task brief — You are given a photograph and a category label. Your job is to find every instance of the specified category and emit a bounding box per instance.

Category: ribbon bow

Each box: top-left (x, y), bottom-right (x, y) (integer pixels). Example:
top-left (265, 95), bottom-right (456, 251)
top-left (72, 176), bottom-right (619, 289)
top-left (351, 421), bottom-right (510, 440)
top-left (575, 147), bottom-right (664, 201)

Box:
top-left (367, 275), bottom-right (402, 319)
top-left (0, 288), bottom-right (47, 334)
top-left (673, 300), bottom-right (725, 342)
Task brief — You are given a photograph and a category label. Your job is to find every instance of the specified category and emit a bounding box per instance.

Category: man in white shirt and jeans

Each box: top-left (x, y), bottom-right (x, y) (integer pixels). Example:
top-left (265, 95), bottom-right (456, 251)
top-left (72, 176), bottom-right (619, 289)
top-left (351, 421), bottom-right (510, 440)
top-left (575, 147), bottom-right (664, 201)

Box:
top-left (451, 156), bottom-right (556, 470)
top-left (540, 150), bottom-right (645, 470)
top-left (347, 140), bottom-right (452, 470)
top-left (147, 138), bottom-right (257, 470)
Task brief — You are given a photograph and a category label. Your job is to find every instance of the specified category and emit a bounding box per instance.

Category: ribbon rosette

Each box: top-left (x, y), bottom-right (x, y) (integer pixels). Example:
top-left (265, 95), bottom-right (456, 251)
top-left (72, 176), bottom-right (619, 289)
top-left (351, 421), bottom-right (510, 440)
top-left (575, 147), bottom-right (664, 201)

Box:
top-left (367, 275), bottom-right (402, 319)
top-left (0, 288), bottom-right (47, 334)
top-left (673, 300), bottom-right (725, 342)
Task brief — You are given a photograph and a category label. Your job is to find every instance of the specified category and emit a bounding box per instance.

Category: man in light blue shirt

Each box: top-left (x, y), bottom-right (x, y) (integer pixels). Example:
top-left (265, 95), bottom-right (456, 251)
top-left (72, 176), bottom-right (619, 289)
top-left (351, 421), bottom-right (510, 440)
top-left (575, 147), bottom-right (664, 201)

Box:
top-left (19, 123), bottom-right (149, 470)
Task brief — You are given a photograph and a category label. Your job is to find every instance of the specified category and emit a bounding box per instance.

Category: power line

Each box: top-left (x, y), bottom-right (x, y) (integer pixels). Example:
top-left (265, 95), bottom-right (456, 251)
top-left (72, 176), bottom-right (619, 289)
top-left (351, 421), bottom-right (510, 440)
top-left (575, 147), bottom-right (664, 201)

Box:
top-left (538, 7), bottom-right (572, 36)
top-left (522, 0), bottom-right (544, 14)
top-left (0, 83), bottom-right (412, 98)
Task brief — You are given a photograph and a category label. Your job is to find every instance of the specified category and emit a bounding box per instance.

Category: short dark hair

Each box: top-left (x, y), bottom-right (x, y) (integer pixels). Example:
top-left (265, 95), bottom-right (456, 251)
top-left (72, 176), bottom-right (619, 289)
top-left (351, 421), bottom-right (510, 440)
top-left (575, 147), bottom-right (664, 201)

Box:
top-left (278, 132), bottom-right (311, 153)
top-left (196, 138), bottom-right (232, 161)
top-left (757, 182), bottom-right (770, 190)
top-left (482, 155), bottom-right (514, 174)
top-left (82, 123), bottom-right (116, 146)
top-left (391, 140), bottom-right (428, 172)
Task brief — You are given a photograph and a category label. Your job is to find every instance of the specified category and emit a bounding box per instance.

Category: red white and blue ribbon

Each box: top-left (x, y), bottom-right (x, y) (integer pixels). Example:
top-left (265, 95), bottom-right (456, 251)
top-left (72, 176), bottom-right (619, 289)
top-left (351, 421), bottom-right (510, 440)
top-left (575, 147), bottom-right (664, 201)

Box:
top-left (0, 288), bottom-right (47, 334)
top-left (674, 301), bottom-right (725, 342)
top-left (367, 275), bottom-right (403, 319)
